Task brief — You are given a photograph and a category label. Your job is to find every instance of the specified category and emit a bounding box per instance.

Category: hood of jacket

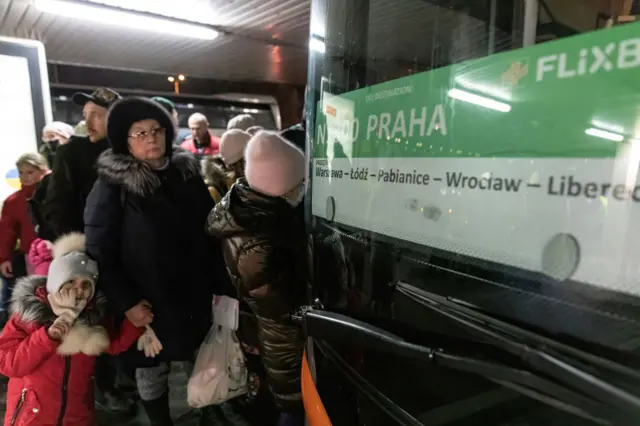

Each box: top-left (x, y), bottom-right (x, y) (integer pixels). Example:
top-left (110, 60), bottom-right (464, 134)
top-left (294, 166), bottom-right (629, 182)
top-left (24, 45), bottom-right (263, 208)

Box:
top-left (201, 155), bottom-right (228, 185)
top-left (207, 178), bottom-right (298, 239)
top-left (10, 275), bottom-right (107, 326)
top-left (96, 146), bottom-right (199, 197)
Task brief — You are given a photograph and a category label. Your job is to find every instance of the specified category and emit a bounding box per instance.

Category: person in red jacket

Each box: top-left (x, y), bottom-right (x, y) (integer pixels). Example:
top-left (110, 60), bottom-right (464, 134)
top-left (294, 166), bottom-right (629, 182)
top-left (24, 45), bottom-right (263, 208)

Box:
top-left (181, 112), bottom-right (220, 158)
top-left (0, 153), bottom-right (50, 279)
top-left (0, 233), bottom-right (150, 426)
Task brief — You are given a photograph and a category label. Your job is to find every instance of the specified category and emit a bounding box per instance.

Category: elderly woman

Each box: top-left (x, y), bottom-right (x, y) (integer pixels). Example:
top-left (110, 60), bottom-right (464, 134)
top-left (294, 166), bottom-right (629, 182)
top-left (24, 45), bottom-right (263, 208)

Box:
top-left (40, 121), bottom-right (74, 167)
top-left (84, 97), bottom-right (222, 424)
top-left (207, 131), bottom-right (308, 426)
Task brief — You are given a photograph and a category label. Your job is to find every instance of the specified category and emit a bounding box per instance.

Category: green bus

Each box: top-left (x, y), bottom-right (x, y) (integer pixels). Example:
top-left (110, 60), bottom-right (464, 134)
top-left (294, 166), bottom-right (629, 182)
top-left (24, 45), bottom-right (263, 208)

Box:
top-left (300, 1), bottom-right (640, 425)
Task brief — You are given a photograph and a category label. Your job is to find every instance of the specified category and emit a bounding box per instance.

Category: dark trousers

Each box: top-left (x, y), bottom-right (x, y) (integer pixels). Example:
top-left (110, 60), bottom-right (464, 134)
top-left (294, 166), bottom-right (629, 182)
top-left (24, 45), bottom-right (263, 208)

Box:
top-left (1, 252), bottom-right (27, 313)
top-left (95, 354), bottom-right (119, 393)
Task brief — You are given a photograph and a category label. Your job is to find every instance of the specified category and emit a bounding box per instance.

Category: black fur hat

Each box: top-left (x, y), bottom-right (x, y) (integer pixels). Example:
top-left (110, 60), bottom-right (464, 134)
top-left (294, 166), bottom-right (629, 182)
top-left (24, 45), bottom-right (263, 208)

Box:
top-left (106, 97), bottom-right (176, 156)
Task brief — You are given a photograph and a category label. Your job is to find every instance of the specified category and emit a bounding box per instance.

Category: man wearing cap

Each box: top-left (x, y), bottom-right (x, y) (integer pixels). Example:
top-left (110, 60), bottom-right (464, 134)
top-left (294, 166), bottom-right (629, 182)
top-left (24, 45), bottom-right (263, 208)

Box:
top-left (39, 88), bottom-right (137, 417)
top-left (40, 87), bottom-right (121, 239)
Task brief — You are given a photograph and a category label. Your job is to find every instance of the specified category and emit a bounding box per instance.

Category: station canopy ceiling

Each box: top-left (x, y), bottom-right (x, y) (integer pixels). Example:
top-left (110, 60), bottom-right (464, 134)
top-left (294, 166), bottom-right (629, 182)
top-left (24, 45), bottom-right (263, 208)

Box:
top-left (0, 0), bottom-right (311, 84)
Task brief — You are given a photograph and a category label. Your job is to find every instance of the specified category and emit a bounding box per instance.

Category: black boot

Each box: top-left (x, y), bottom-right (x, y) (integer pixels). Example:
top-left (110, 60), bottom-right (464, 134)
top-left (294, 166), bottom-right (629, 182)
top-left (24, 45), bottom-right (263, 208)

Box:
top-left (141, 391), bottom-right (173, 426)
top-left (95, 385), bottom-right (137, 417)
top-left (95, 355), bottom-right (137, 417)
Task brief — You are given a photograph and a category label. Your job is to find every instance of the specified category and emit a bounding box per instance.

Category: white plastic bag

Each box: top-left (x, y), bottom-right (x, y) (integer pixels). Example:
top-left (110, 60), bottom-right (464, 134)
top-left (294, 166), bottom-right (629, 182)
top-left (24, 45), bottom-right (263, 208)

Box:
top-left (187, 296), bottom-right (248, 408)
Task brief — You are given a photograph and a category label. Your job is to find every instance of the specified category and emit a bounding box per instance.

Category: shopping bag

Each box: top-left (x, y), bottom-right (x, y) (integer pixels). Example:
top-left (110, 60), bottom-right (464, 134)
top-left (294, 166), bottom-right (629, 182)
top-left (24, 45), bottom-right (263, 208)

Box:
top-left (187, 296), bottom-right (248, 407)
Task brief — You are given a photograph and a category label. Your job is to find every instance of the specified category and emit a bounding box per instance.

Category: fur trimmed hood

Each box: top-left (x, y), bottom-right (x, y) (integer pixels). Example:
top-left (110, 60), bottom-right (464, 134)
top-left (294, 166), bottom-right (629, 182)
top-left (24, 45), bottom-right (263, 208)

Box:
top-left (10, 275), bottom-right (107, 326)
top-left (96, 147), bottom-right (199, 197)
top-left (202, 155), bottom-right (229, 187)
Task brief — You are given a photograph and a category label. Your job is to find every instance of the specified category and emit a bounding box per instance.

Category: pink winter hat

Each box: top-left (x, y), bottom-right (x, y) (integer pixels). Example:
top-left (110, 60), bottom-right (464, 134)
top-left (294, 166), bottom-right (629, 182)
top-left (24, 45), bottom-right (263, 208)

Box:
top-left (29, 238), bottom-right (54, 276)
top-left (245, 131), bottom-right (305, 197)
top-left (219, 129), bottom-right (251, 166)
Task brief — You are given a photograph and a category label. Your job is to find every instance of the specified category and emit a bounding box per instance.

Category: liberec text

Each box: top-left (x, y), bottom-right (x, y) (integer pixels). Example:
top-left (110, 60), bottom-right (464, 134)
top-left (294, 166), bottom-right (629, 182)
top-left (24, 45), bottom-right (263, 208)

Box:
top-left (548, 175), bottom-right (640, 201)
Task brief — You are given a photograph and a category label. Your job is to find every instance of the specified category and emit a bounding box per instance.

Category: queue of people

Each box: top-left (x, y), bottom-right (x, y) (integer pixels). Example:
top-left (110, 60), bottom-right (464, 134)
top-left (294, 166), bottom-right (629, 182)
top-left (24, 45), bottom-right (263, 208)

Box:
top-left (0, 87), bottom-right (307, 426)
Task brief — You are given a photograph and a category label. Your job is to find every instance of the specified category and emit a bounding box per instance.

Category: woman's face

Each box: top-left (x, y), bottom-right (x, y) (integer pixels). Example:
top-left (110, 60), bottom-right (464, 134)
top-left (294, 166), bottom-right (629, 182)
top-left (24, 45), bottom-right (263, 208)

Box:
top-left (127, 119), bottom-right (166, 163)
top-left (42, 131), bottom-right (69, 145)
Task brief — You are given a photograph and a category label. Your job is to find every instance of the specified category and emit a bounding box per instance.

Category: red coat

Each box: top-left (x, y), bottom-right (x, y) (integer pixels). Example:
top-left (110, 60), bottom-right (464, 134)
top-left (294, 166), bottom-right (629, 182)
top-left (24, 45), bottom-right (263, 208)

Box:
top-left (0, 277), bottom-right (143, 426)
top-left (180, 131), bottom-right (220, 156)
top-left (0, 185), bottom-right (38, 264)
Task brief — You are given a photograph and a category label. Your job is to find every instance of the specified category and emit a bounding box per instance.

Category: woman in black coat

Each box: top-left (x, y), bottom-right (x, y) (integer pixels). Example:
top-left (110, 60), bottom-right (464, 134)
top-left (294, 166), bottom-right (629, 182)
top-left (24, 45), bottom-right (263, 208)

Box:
top-left (84, 97), bottom-right (222, 425)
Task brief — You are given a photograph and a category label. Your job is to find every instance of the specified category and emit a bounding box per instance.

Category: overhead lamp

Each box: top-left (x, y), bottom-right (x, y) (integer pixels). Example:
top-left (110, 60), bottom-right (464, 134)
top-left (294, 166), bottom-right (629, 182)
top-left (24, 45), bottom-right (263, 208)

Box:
top-left (167, 74), bottom-right (186, 93)
top-left (585, 128), bottom-right (624, 142)
top-left (35, 0), bottom-right (219, 40)
top-left (448, 88), bottom-right (511, 112)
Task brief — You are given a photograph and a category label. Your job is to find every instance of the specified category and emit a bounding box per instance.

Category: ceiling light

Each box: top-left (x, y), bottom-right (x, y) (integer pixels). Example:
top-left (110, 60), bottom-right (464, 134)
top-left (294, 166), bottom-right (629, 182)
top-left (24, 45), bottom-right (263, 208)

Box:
top-left (448, 88), bottom-right (511, 112)
top-left (35, 0), bottom-right (219, 40)
top-left (585, 127), bottom-right (624, 142)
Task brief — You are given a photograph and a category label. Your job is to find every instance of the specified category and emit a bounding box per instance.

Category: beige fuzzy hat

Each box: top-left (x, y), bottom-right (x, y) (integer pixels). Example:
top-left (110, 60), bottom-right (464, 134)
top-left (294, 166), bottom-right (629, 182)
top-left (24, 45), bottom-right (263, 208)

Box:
top-left (219, 129), bottom-right (251, 166)
top-left (227, 114), bottom-right (255, 131)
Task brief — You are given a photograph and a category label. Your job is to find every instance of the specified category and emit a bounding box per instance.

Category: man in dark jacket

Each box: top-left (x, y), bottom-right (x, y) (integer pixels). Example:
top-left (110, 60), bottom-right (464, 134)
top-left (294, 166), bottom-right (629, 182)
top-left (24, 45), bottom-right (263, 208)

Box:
top-left (38, 87), bottom-right (136, 417)
top-left (40, 87), bottom-right (120, 238)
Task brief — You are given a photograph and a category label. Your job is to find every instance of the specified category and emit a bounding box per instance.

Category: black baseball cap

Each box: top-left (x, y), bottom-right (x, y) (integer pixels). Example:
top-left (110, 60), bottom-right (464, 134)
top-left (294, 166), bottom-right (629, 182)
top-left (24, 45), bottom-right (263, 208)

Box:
top-left (72, 87), bottom-right (121, 109)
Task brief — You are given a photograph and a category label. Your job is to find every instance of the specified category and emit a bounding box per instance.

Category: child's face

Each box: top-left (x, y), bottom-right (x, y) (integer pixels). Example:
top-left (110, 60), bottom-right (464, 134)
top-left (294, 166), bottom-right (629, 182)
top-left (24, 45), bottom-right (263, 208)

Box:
top-left (18, 164), bottom-right (46, 187)
top-left (60, 277), bottom-right (93, 302)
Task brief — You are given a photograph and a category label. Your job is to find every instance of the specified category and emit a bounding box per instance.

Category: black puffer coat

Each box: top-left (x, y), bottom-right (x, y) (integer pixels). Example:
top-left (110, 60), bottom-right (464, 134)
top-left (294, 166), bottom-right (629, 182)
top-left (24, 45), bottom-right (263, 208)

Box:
top-left (206, 178), bottom-right (307, 413)
top-left (84, 147), bottom-right (224, 367)
top-left (41, 136), bottom-right (110, 238)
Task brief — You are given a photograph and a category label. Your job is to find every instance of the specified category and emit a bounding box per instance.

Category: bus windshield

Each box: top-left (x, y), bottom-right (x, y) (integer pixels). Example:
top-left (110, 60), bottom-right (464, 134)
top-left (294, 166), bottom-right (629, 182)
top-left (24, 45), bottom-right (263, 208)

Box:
top-left (306, 0), bottom-right (640, 424)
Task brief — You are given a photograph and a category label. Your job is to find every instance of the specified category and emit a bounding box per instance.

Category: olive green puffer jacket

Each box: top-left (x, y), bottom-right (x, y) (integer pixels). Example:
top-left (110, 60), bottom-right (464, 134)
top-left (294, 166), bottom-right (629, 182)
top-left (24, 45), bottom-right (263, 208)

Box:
top-left (206, 178), bottom-right (307, 413)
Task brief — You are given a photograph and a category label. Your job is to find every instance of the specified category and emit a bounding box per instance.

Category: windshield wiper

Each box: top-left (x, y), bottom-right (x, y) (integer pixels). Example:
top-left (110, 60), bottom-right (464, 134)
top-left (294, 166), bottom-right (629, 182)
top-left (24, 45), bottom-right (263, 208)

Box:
top-left (396, 282), bottom-right (640, 380)
top-left (396, 282), bottom-right (640, 415)
top-left (297, 307), bottom-right (621, 424)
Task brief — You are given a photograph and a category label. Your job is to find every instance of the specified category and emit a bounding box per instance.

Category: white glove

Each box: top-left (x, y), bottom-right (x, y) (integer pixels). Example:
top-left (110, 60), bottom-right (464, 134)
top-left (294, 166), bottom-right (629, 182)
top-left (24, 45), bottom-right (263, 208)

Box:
top-left (48, 289), bottom-right (87, 323)
top-left (137, 325), bottom-right (163, 358)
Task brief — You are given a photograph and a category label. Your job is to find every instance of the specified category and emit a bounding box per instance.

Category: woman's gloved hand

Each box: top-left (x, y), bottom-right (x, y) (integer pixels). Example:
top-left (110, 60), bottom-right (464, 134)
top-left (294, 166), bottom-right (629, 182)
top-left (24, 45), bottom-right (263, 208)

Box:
top-left (47, 288), bottom-right (87, 323)
top-left (137, 325), bottom-right (163, 358)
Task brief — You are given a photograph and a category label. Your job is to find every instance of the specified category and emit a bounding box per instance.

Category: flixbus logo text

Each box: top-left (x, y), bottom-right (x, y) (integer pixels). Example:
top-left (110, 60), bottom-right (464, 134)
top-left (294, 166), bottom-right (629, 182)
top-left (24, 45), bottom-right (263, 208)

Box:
top-left (536, 38), bottom-right (639, 82)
